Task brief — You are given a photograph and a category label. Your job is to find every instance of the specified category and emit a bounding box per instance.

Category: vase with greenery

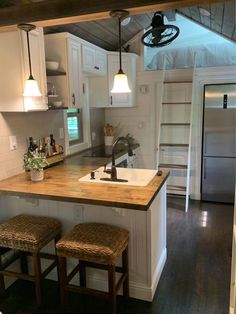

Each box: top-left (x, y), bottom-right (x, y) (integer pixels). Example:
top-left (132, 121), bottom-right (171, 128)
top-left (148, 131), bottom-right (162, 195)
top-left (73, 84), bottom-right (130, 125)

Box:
top-left (23, 151), bottom-right (48, 182)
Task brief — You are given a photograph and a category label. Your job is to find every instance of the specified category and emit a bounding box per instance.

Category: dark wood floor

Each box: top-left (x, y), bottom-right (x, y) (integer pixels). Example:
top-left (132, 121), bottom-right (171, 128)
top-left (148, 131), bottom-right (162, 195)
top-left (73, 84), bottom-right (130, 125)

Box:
top-left (0, 198), bottom-right (233, 314)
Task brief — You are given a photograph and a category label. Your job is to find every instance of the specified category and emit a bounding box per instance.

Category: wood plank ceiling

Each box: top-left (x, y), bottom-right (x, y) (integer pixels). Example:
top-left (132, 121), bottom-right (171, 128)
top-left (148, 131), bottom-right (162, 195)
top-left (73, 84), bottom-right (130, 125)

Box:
top-left (44, 1), bottom-right (236, 50)
top-left (0, 0), bottom-right (235, 50)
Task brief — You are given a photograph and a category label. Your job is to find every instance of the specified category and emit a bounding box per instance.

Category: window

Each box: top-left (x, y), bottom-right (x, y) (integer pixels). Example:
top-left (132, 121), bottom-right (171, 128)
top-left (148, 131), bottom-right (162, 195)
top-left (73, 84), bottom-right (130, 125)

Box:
top-left (64, 80), bottom-right (91, 155)
top-left (67, 108), bottom-right (83, 146)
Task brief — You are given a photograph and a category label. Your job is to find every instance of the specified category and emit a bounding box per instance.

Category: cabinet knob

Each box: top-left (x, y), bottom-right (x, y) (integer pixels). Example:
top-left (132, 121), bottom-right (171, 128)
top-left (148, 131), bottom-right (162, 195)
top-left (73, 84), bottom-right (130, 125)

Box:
top-left (94, 66), bottom-right (100, 70)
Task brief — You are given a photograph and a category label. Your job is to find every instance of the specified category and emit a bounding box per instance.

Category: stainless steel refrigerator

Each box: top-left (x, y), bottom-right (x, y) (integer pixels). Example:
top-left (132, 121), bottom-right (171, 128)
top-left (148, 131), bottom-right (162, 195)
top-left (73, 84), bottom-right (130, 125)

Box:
top-left (202, 83), bottom-right (236, 203)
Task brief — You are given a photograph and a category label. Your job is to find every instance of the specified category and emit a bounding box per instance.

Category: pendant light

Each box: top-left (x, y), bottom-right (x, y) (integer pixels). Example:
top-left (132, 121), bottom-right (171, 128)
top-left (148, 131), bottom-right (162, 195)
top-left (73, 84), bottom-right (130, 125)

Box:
top-left (110, 10), bottom-right (131, 93)
top-left (17, 24), bottom-right (42, 97)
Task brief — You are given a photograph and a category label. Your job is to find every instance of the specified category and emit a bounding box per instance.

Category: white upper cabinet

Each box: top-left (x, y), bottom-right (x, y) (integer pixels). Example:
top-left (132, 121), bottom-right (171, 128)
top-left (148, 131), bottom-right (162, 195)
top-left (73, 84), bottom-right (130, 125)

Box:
top-left (68, 40), bottom-right (82, 107)
top-left (44, 33), bottom-right (83, 108)
top-left (108, 52), bottom-right (137, 108)
top-left (0, 27), bottom-right (47, 112)
top-left (82, 45), bottom-right (107, 75)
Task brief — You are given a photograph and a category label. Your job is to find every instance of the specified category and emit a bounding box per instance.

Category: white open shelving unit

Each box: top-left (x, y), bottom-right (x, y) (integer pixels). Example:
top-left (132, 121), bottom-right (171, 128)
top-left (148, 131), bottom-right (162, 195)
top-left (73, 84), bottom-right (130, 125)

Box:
top-left (158, 80), bottom-right (193, 212)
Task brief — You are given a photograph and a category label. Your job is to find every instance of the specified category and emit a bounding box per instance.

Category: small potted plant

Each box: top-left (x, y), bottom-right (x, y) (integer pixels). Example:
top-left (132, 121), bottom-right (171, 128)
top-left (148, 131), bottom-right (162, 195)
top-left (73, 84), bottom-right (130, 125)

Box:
top-left (23, 151), bottom-right (48, 182)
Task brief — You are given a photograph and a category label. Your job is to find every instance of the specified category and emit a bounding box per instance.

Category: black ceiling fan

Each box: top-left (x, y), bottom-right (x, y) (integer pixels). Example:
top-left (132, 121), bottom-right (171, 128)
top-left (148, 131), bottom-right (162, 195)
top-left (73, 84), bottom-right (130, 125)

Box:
top-left (141, 12), bottom-right (180, 48)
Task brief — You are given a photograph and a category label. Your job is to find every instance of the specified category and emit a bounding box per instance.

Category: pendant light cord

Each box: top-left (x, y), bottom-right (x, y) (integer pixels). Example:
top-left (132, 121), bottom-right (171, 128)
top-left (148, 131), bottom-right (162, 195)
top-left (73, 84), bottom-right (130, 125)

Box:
top-left (26, 30), bottom-right (33, 78)
top-left (118, 16), bottom-right (122, 74)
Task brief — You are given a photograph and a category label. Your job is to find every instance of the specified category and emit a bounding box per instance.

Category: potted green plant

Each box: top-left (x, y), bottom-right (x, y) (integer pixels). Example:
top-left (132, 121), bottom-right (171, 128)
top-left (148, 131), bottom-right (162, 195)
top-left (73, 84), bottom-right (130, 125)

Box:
top-left (23, 151), bottom-right (48, 182)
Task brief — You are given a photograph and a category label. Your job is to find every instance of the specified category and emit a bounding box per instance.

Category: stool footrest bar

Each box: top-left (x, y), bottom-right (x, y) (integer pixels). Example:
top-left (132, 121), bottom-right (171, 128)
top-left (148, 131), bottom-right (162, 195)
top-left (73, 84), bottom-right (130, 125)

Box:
top-left (116, 273), bottom-right (128, 293)
top-left (67, 263), bottom-right (80, 283)
top-left (41, 260), bottom-right (57, 279)
top-left (0, 270), bottom-right (35, 282)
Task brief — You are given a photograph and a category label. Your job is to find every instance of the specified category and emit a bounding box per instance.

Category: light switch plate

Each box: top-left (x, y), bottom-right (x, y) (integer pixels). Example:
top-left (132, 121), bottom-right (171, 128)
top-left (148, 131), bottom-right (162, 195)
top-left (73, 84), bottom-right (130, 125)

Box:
top-left (59, 128), bottom-right (64, 139)
top-left (73, 205), bottom-right (84, 221)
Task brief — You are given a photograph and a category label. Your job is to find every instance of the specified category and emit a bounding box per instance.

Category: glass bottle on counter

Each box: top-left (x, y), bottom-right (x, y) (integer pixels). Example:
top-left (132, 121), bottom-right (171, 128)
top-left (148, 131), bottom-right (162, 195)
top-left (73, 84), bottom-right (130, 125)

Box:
top-left (45, 136), bottom-right (52, 157)
top-left (50, 134), bottom-right (57, 154)
top-left (28, 137), bottom-right (38, 153)
top-left (38, 138), bottom-right (45, 154)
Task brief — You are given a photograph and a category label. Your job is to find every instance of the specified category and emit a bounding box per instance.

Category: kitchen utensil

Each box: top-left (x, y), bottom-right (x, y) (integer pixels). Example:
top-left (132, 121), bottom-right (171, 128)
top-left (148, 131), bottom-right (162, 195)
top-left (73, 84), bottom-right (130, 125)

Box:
top-left (104, 123), bottom-right (117, 136)
top-left (46, 61), bottom-right (59, 70)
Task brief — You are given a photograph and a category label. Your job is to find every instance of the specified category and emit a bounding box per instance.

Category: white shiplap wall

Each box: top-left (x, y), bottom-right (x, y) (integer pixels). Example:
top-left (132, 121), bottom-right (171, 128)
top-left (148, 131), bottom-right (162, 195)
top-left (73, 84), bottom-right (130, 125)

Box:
top-left (105, 71), bottom-right (164, 169)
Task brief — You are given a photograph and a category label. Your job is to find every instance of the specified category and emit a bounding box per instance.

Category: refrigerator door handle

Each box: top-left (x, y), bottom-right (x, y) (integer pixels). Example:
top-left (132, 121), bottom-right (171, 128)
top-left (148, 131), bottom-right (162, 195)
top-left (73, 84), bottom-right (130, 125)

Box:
top-left (203, 159), bottom-right (206, 180)
top-left (204, 136), bottom-right (207, 155)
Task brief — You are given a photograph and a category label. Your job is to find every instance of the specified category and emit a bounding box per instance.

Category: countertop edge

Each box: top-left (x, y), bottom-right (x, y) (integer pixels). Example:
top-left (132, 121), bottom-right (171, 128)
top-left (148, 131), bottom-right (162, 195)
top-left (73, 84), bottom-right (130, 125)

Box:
top-left (0, 172), bottom-right (169, 211)
top-left (146, 171), bottom-right (169, 208)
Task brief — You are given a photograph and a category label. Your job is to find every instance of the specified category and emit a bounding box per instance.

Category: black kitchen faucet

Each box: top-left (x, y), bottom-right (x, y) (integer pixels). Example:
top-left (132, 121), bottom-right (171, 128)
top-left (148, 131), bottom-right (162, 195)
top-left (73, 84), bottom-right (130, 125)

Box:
top-left (102, 137), bottom-right (133, 182)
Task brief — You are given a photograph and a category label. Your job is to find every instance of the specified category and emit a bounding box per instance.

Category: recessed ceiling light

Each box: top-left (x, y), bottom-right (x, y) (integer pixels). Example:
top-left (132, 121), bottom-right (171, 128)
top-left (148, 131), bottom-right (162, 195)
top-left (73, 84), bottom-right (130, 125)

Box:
top-left (121, 17), bottom-right (131, 26)
top-left (199, 7), bottom-right (211, 17)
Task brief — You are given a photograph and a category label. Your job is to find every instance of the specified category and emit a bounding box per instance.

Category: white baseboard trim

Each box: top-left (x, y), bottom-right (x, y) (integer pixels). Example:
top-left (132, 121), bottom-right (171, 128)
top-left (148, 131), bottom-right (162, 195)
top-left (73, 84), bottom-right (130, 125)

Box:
top-left (129, 248), bottom-right (167, 301)
top-left (150, 248), bottom-right (167, 300)
top-left (229, 306), bottom-right (234, 314)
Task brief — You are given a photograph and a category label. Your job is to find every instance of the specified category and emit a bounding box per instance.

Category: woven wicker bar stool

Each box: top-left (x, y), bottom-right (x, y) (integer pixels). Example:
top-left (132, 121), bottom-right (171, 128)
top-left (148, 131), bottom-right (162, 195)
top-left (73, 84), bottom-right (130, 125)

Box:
top-left (56, 223), bottom-right (129, 314)
top-left (0, 214), bottom-right (62, 305)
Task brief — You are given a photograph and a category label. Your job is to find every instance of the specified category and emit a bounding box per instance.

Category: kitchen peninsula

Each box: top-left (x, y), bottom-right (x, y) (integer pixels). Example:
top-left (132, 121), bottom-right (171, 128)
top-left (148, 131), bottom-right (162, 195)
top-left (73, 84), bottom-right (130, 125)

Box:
top-left (0, 152), bottom-right (169, 301)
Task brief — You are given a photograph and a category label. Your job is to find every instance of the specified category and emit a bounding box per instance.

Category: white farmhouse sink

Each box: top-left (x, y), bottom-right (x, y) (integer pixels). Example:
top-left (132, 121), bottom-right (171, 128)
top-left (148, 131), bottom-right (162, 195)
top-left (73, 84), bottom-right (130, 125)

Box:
top-left (79, 167), bottom-right (157, 186)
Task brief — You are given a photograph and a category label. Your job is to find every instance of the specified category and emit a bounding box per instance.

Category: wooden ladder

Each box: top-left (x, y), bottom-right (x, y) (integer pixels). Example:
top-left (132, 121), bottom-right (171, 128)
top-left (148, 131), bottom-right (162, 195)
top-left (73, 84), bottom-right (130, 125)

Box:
top-left (157, 79), bottom-right (193, 212)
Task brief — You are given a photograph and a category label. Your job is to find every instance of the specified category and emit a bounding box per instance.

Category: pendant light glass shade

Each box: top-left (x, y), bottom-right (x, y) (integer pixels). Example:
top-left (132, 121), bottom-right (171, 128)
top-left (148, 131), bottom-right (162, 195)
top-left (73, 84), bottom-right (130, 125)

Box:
top-left (23, 76), bottom-right (42, 97)
top-left (111, 70), bottom-right (131, 93)
top-left (17, 23), bottom-right (42, 97)
top-left (110, 10), bottom-right (131, 94)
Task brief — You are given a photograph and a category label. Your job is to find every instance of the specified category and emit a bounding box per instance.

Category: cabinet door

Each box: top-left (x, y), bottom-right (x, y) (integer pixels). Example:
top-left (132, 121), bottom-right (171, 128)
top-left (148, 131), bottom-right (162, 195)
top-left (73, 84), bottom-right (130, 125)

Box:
top-left (82, 45), bottom-right (107, 75)
top-left (0, 31), bottom-right (24, 111)
top-left (88, 76), bottom-right (108, 108)
top-left (82, 45), bottom-right (95, 73)
top-left (94, 50), bottom-right (107, 75)
top-left (21, 27), bottom-right (48, 110)
top-left (108, 54), bottom-right (136, 107)
top-left (0, 28), bottom-right (47, 112)
top-left (68, 40), bottom-right (82, 108)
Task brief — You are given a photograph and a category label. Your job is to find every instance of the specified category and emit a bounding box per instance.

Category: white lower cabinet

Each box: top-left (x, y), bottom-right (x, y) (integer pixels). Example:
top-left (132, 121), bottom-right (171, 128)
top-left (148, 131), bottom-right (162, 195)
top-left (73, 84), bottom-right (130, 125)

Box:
top-left (0, 183), bottom-right (167, 301)
top-left (0, 27), bottom-right (47, 112)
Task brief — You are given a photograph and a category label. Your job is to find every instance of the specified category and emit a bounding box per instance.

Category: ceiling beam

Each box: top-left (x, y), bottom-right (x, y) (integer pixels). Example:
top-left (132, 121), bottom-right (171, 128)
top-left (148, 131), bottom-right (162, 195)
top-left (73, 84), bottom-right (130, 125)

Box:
top-left (0, 0), bottom-right (229, 32)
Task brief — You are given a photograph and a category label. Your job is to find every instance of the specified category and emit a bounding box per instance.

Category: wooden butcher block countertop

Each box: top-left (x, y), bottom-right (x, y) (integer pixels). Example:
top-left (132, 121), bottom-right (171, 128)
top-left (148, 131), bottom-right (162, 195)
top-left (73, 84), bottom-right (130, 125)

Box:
top-left (0, 150), bottom-right (169, 211)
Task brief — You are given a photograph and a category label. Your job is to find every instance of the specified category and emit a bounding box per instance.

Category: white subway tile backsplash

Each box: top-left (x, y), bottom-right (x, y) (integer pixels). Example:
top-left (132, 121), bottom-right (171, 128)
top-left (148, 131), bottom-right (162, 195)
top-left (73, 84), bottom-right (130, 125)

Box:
top-left (105, 85), bottom-right (156, 169)
top-left (0, 111), bottom-right (65, 180)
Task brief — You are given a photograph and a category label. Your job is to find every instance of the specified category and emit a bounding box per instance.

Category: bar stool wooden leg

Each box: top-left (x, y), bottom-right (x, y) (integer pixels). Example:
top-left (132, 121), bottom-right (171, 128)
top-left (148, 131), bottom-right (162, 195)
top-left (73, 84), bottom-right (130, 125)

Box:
top-left (108, 265), bottom-right (116, 314)
top-left (79, 260), bottom-right (86, 287)
top-left (0, 275), bottom-right (4, 296)
top-left (122, 245), bottom-right (129, 299)
top-left (58, 256), bottom-right (67, 305)
top-left (0, 254), bottom-right (5, 295)
top-left (54, 233), bottom-right (61, 281)
top-left (33, 252), bottom-right (41, 306)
